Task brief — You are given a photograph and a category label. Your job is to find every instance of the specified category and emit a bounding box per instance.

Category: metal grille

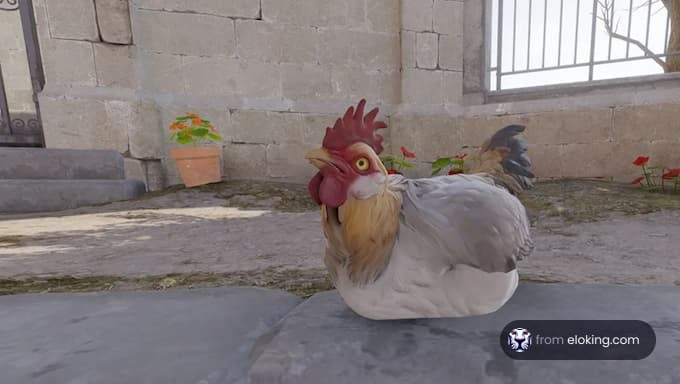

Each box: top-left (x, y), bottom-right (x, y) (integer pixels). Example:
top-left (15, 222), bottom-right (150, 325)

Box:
top-left (489, 0), bottom-right (676, 91)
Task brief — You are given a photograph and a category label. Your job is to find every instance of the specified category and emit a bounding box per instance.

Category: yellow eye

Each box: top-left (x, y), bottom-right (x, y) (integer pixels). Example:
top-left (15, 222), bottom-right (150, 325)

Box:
top-left (355, 157), bottom-right (370, 171)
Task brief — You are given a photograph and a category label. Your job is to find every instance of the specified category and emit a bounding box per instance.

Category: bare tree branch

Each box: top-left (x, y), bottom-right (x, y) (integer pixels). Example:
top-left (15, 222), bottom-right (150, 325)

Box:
top-left (597, 0), bottom-right (670, 72)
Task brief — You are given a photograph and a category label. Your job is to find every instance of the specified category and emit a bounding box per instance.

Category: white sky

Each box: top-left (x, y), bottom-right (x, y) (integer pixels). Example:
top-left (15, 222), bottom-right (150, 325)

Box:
top-left (490, 0), bottom-right (670, 90)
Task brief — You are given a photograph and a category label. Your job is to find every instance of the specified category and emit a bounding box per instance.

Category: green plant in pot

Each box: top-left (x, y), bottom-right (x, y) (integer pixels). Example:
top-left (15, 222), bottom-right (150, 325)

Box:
top-left (168, 113), bottom-right (223, 188)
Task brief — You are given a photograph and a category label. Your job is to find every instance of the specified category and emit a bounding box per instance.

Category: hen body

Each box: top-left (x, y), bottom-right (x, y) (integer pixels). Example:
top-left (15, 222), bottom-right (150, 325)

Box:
top-left (306, 100), bottom-right (534, 320)
top-left (324, 174), bottom-right (531, 319)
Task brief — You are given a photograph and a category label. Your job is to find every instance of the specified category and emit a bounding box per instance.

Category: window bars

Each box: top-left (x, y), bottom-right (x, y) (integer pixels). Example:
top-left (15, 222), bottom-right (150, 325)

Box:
top-left (489, 0), bottom-right (676, 91)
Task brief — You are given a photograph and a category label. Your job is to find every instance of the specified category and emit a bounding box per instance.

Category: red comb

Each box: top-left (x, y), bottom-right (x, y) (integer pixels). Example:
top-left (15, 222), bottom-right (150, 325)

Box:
top-left (322, 99), bottom-right (388, 154)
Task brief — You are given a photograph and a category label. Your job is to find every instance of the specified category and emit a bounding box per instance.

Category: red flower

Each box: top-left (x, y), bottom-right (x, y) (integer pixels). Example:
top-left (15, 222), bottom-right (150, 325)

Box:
top-left (454, 154), bottom-right (468, 159)
top-left (387, 169), bottom-right (402, 175)
top-left (630, 176), bottom-right (645, 185)
top-left (400, 146), bottom-right (416, 159)
top-left (662, 168), bottom-right (680, 180)
top-left (632, 156), bottom-right (650, 166)
top-left (448, 169), bottom-right (464, 175)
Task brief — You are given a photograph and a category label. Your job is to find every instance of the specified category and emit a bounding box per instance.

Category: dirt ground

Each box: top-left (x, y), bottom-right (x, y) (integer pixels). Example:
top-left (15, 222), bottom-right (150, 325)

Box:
top-left (1, 179), bottom-right (679, 296)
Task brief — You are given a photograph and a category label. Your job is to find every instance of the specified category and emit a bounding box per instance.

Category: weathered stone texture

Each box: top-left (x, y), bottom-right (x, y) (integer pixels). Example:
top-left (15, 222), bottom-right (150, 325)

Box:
top-left (281, 64), bottom-right (332, 100)
top-left (42, 39), bottom-right (96, 87)
top-left (45, 0), bottom-right (99, 41)
top-left (134, 0), bottom-right (261, 19)
top-left (401, 30), bottom-right (417, 69)
top-left (366, 0), bottom-right (401, 33)
top-left (223, 143), bottom-right (267, 180)
top-left (138, 52), bottom-right (184, 95)
top-left (402, 69), bottom-right (444, 104)
top-left (261, 0), bottom-right (364, 29)
top-left (95, 0), bottom-right (133, 44)
top-left (182, 56), bottom-right (281, 98)
top-left (266, 141), bottom-right (316, 181)
top-left (318, 31), bottom-right (400, 70)
top-left (402, 0), bottom-right (433, 32)
top-left (433, 0), bottom-right (463, 36)
top-left (94, 44), bottom-right (137, 88)
top-left (416, 32), bottom-right (438, 69)
top-left (133, 10), bottom-right (235, 56)
top-left (439, 34), bottom-right (463, 71)
top-left (124, 157), bottom-right (146, 182)
top-left (40, 97), bottom-right (129, 153)
top-left (236, 21), bottom-right (318, 65)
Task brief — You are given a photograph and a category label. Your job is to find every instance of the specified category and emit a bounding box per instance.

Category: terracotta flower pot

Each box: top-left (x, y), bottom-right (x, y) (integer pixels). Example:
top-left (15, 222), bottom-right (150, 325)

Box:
top-left (170, 146), bottom-right (222, 188)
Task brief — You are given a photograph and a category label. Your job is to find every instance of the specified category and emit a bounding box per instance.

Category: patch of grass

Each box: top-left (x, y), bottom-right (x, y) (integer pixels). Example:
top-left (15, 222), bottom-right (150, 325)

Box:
top-left (0, 267), bottom-right (332, 298)
top-left (520, 179), bottom-right (680, 223)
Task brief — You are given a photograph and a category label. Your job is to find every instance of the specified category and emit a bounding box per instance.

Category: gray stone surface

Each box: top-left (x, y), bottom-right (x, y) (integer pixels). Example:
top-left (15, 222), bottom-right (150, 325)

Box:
top-left (0, 148), bottom-right (124, 180)
top-left (0, 179), bottom-right (146, 213)
top-left (0, 287), bottom-right (302, 384)
top-left (94, 0), bottom-right (133, 44)
top-left (249, 284), bottom-right (680, 383)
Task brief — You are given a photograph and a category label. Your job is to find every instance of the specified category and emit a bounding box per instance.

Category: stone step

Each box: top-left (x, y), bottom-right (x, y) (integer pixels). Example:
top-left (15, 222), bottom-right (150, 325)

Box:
top-left (0, 179), bottom-right (146, 213)
top-left (0, 148), bottom-right (125, 180)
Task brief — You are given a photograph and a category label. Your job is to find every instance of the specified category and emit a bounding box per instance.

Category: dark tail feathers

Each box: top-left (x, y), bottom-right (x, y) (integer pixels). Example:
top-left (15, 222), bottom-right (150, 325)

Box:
top-left (480, 124), bottom-right (534, 191)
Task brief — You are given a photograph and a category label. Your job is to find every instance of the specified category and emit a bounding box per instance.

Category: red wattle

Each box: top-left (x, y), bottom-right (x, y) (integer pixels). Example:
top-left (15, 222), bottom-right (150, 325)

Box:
top-left (319, 174), bottom-right (347, 208)
top-left (308, 172), bottom-right (323, 205)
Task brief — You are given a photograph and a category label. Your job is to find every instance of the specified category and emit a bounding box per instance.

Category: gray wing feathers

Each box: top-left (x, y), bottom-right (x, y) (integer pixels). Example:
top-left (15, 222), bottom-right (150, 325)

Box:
top-left (397, 175), bottom-right (532, 273)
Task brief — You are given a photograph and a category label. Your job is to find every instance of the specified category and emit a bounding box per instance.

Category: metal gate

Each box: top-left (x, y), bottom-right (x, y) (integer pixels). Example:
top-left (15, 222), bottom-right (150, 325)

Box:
top-left (0, 0), bottom-right (44, 147)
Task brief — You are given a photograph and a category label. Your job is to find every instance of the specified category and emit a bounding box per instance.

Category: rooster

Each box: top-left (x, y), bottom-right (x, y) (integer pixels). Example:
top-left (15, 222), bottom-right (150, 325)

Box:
top-left (305, 99), bottom-right (534, 320)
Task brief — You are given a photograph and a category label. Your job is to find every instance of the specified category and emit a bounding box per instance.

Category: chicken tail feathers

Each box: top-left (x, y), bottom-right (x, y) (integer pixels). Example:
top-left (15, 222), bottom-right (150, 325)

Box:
top-left (472, 124), bottom-right (534, 194)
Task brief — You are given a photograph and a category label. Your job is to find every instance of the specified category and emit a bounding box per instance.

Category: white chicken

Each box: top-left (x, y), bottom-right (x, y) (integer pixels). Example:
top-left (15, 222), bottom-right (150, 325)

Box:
top-left (305, 99), bottom-right (534, 320)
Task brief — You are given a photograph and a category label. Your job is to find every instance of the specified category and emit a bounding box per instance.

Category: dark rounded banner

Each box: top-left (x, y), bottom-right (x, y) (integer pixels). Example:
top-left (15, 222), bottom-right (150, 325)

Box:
top-left (500, 320), bottom-right (656, 360)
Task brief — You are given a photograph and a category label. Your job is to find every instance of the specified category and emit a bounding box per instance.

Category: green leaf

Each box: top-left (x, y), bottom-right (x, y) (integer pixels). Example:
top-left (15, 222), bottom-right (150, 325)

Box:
top-left (431, 157), bottom-right (453, 169)
top-left (176, 117), bottom-right (190, 122)
top-left (431, 168), bottom-right (442, 176)
top-left (192, 128), bottom-right (210, 137)
top-left (207, 133), bottom-right (223, 141)
top-left (177, 135), bottom-right (193, 145)
top-left (450, 158), bottom-right (465, 166)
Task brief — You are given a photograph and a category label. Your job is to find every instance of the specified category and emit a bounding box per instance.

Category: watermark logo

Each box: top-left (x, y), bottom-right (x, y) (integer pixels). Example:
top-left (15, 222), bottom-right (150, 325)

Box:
top-left (508, 328), bottom-right (532, 352)
top-left (500, 320), bottom-right (656, 360)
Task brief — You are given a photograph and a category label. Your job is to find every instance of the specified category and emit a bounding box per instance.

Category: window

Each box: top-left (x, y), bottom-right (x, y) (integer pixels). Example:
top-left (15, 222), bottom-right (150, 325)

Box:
top-left (489, 0), bottom-right (673, 91)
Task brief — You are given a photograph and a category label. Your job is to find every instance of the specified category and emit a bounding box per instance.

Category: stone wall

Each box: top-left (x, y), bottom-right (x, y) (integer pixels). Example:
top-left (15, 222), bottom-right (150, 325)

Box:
top-left (31, 0), bottom-right (680, 189)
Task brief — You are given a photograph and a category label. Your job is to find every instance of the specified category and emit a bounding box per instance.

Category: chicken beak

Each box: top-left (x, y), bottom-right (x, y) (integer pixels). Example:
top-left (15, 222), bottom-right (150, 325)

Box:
top-left (305, 147), bottom-right (333, 170)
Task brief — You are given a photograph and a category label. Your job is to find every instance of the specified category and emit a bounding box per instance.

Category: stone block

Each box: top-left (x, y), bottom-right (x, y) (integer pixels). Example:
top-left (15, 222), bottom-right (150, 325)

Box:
top-left (94, 44), bottom-right (137, 88)
top-left (443, 70), bottom-right (463, 105)
top-left (42, 39), bottom-right (96, 87)
top-left (231, 110), bottom-right (304, 145)
top-left (402, 0), bottom-right (433, 32)
top-left (144, 159), bottom-right (166, 191)
top-left (124, 157), bottom-right (146, 181)
top-left (402, 69), bottom-right (443, 105)
top-left (612, 104), bottom-right (680, 143)
top-left (262, 0), bottom-right (363, 28)
top-left (265, 142), bottom-right (317, 181)
top-left (128, 101), bottom-right (163, 159)
top-left (138, 52), bottom-right (184, 95)
top-left (401, 30), bottom-right (416, 69)
top-left (182, 56), bottom-right (281, 99)
top-left (133, 10), bottom-right (235, 56)
top-left (223, 142), bottom-right (267, 180)
top-left (299, 113), bottom-right (337, 145)
top-left (433, 0), bottom-right (463, 36)
top-left (439, 34), bottom-right (463, 71)
top-left (134, 0), bottom-right (261, 18)
top-left (281, 64), bottom-right (331, 100)
top-left (40, 97), bottom-right (129, 153)
top-left (366, 0), bottom-right (400, 33)
top-left (416, 32), bottom-right (438, 69)
top-left (319, 31), bottom-right (400, 70)
top-left (45, 0), bottom-right (99, 41)
top-left (95, 0), bottom-right (133, 44)
top-left (463, 0), bottom-right (485, 93)
top-left (330, 68), bottom-right (400, 104)
top-left (236, 21), bottom-right (318, 64)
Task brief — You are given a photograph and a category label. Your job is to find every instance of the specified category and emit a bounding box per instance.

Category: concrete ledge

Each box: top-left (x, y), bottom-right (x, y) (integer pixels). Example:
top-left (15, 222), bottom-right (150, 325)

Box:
top-left (0, 148), bottom-right (125, 180)
top-left (0, 179), bottom-right (146, 213)
top-left (0, 287), bottom-right (302, 384)
top-left (249, 284), bottom-right (680, 383)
